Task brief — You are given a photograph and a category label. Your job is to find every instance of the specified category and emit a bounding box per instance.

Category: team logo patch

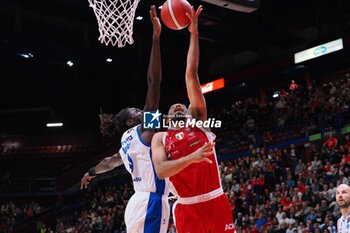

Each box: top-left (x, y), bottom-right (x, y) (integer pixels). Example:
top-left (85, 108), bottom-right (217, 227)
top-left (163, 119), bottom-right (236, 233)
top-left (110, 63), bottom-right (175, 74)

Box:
top-left (175, 132), bottom-right (184, 140)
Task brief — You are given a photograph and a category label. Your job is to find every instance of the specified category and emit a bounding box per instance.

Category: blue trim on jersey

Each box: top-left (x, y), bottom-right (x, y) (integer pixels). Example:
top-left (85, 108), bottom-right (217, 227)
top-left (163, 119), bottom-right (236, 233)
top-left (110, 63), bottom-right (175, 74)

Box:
top-left (150, 150), bottom-right (166, 195)
top-left (137, 125), bottom-right (151, 147)
top-left (144, 192), bottom-right (162, 233)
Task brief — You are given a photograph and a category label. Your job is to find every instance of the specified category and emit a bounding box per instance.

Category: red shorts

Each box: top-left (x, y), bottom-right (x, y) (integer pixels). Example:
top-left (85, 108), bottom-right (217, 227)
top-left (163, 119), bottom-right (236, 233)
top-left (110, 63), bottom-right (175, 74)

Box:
top-left (173, 193), bottom-right (234, 233)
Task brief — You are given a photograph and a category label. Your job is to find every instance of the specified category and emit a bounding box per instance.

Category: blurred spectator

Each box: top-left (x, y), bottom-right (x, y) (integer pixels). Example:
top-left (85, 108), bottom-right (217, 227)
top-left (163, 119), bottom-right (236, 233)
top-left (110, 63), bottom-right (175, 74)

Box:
top-left (290, 80), bottom-right (299, 91)
top-left (0, 201), bottom-right (43, 233)
top-left (323, 134), bottom-right (338, 149)
top-left (295, 159), bottom-right (306, 174)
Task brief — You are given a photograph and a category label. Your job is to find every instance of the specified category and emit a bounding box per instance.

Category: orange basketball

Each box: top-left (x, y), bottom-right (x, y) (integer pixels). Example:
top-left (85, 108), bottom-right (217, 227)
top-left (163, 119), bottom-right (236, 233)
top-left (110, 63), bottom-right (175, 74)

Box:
top-left (160, 0), bottom-right (192, 30)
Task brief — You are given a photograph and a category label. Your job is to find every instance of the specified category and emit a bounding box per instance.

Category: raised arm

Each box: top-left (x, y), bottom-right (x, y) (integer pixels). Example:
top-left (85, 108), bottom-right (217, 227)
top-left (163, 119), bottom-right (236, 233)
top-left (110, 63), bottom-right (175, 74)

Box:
top-left (151, 132), bottom-right (214, 179)
top-left (185, 6), bottom-right (206, 121)
top-left (81, 152), bottom-right (123, 189)
top-left (144, 5), bottom-right (162, 112)
top-left (140, 6), bottom-right (162, 144)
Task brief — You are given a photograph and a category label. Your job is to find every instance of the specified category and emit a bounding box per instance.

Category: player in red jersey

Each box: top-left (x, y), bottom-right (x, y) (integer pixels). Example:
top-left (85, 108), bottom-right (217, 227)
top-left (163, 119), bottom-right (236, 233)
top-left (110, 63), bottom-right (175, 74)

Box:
top-left (151, 6), bottom-right (234, 233)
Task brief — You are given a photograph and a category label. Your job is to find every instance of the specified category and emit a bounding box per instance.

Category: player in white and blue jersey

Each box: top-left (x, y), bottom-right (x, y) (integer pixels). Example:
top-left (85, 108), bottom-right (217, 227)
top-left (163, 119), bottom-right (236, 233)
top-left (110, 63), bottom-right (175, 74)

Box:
top-left (118, 125), bottom-right (170, 233)
top-left (336, 184), bottom-right (350, 233)
top-left (81, 6), bottom-right (170, 233)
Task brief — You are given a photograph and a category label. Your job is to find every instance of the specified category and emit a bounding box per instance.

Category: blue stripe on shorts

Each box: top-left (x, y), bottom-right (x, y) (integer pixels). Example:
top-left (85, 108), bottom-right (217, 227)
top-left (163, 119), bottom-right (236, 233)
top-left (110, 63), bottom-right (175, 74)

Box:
top-left (144, 192), bottom-right (162, 233)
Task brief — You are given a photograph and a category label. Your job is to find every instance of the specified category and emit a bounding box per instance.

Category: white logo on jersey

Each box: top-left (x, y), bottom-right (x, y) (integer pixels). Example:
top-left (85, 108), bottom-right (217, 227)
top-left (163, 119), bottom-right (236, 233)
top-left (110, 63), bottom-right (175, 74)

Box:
top-left (225, 223), bottom-right (234, 231)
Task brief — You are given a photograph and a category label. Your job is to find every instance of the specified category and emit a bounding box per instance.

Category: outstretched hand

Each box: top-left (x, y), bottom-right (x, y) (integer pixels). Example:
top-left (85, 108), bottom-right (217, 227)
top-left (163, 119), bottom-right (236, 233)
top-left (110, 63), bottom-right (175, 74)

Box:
top-left (99, 113), bottom-right (113, 122)
top-left (150, 5), bottom-right (161, 38)
top-left (190, 141), bottom-right (215, 164)
top-left (80, 172), bottom-right (95, 189)
top-left (98, 113), bottom-right (114, 137)
top-left (186, 5), bottom-right (202, 34)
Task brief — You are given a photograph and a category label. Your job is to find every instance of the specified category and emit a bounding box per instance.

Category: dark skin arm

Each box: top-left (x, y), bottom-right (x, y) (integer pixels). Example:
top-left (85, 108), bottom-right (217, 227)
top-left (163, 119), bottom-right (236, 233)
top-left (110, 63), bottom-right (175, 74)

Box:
top-left (139, 5), bottom-right (162, 144)
top-left (81, 6), bottom-right (162, 189)
top-left (80, 152), bottom-right (123, 189)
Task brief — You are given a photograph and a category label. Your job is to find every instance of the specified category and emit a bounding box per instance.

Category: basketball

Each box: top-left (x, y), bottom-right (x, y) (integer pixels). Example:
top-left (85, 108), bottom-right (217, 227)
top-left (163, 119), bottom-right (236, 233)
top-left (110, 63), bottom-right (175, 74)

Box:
top-left (160, 0), bottom-right (192, 30)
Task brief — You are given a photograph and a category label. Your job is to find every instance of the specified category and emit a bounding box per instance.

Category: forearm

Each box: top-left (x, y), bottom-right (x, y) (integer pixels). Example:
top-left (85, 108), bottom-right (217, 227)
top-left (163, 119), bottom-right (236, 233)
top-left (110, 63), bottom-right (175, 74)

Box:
top-left (94, 155), bottom-right (123, 174)
top-left (186, 32), bottom-right (199, 77)
top-left (144, 36), bottom-right (162, 111)
top-left (152, 133), bottom-right (213, 179)
top-left (185, 31), bottom-right (207, 117)
top-left (156, 155), bottom-right (193, 179)
top-left (147, 37), bottom-right (162, 84)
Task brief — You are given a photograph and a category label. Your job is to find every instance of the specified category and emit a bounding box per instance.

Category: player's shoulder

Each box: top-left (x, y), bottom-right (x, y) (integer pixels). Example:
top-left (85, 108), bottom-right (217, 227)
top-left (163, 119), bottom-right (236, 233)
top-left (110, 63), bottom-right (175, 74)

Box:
top-left (125, 125), bottom-right (139, 135)
top-left (337, 216), bottom-right (342, 227)
top-left (154, 131), bottom-right (165, 139)
top-left (121, 125), bottom-right (138, 140)
top-left (153, 131), bottom-right (167, 143)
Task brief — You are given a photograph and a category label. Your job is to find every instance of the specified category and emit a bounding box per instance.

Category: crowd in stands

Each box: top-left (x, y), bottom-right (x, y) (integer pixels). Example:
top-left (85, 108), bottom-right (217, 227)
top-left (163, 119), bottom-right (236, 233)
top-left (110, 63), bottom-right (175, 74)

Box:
top-left (214, 77), bottom-right (350, 156)
top-left (54, 184), bottom-right (132, 233)
top-left (219, 131), bottom-right (350, 233)
top-left (0, 201), bottom-right (43, 233)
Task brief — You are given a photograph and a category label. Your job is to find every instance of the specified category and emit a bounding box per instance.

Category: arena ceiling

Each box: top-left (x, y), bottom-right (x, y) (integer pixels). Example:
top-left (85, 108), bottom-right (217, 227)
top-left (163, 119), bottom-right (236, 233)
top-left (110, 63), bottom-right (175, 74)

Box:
top-left (0, 0), bottom-right (350, 134)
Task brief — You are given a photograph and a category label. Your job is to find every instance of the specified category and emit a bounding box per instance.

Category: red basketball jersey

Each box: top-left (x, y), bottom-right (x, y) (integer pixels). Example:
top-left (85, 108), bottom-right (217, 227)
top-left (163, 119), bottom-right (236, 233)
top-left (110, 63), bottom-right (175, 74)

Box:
top-left (164, 126), bottom-right (221, 197)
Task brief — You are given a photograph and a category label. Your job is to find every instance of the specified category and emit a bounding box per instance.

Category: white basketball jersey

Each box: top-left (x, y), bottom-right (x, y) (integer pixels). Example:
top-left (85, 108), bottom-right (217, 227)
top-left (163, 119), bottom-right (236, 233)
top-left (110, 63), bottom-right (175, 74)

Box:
top-left (338, 215), bottom-right (350, 233)
top-left (119, 125), bottom-right (169, 195)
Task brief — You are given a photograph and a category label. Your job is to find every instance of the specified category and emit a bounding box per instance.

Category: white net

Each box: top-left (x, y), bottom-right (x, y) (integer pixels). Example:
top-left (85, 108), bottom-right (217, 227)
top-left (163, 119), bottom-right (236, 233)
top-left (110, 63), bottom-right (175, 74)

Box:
top-left (88, 0), bottom-right (141, 48)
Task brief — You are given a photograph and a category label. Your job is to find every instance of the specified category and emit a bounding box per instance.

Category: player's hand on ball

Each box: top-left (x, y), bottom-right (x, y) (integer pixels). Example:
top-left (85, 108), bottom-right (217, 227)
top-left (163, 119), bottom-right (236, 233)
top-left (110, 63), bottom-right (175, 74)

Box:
top-left (191, 141), bottom-right (214, 164)
top-left (186, 5), bottom-right (202, 34)
top-left (80, 172), bottom-right (95, 189)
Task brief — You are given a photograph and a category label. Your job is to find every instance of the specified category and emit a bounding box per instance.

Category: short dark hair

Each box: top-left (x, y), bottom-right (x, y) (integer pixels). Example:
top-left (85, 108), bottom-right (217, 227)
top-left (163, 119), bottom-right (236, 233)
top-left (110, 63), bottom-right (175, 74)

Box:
top-left (99, 108), bottom-right (130, 138)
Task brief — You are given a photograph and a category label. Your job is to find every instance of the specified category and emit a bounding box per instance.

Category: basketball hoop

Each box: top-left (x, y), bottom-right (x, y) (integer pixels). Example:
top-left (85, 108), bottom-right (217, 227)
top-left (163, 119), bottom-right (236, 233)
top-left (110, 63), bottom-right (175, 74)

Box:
top-left (88, 0), bottom-right (141, 48)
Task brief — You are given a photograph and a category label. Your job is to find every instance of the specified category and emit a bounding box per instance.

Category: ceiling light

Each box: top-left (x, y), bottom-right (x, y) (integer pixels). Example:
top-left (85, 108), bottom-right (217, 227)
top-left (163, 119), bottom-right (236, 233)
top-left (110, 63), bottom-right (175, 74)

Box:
top-left (158, 6), bottom-right (162, 9)
top-left (67, 60), bottom-right (74, 67)
top-left (20, 54), bottom-right (30, 58)
top-left (106, 58), bottom-right (113, 62)
top-left (136, 16), bottom-right (143, 20)
top-left (19, 53), bottom-right (33, 59)
top-left (46, 122), bottom-right (63, 127)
